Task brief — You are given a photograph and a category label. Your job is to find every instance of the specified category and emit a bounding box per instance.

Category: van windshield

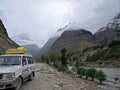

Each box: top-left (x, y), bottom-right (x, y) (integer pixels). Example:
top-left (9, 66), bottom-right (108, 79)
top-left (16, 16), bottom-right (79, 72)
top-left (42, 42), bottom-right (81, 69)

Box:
top-left (0, 56), bottom-right (21, 65)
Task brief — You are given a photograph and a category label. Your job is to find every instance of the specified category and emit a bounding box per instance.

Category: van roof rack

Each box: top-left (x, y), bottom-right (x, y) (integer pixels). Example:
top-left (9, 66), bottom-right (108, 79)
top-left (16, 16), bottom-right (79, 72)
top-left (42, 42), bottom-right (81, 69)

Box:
top-left (6, 47), bottom-right (28, 54)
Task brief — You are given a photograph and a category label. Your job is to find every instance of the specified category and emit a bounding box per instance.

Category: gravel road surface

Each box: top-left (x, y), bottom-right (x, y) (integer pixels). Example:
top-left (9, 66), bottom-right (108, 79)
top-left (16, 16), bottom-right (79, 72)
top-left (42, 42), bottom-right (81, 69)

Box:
top-left (19, 63), bottom-right (118, 90)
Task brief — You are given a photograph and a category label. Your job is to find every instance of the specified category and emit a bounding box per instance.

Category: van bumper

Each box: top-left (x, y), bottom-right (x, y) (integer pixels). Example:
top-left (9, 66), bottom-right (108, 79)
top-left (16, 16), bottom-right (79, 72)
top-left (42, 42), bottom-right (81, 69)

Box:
top-left (0, 79), bottom-right (17, 89)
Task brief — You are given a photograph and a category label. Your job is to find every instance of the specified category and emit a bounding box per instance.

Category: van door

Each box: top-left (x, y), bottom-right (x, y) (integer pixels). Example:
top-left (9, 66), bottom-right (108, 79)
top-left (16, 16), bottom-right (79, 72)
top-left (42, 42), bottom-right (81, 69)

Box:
top-left (27, 57), bottom-right (35, 74)
top-left (22, 56), bottom-right (29, 79)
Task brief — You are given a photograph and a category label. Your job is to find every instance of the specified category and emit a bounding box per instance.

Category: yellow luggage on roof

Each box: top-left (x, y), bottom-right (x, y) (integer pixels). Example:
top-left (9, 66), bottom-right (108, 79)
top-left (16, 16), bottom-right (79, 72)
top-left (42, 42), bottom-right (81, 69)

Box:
top-left (6, 47), bottom-right (27, 54)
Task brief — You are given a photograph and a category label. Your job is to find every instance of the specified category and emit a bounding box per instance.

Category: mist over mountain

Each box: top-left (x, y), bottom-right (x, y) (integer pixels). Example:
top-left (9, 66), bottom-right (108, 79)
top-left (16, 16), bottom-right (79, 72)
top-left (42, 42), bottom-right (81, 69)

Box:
top-left (12, 33), bottom-right (35, 45)
top-left (12, 33), bottom-right (40, 55)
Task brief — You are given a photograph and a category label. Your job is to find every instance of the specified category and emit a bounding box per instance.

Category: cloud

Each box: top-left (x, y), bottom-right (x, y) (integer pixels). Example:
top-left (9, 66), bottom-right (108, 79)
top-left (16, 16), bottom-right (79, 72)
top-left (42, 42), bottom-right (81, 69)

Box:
top-left (0, 0), bottom-right (120, 47)
top-left (70, 0), bottom-right (120, 33)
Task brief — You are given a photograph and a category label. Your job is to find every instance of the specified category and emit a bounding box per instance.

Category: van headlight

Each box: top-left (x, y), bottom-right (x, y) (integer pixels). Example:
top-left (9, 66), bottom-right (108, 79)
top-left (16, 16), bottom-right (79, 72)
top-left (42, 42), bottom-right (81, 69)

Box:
top-left (3, 73), bottom-right (15, 79)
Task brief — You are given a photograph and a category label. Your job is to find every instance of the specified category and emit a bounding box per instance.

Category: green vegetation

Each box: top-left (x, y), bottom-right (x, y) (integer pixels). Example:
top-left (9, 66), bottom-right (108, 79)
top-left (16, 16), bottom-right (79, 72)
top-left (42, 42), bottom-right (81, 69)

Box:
top-left (86, 41), bottom-right (120, 62)
top-left (41, 55), bottom-right (45, 60)
top-left (86, 68), bottom-right (96, 81)
top-left (57, 64), bottom-right (68, 72)
top-left (108, 40), bottom-right (120, 47)
top-left (82, 45), bottom-right (103, 53)
top-left (77, 67), bottom-right (86, 78)
top-left (87, 50), bottom-right (106, 61)
top-left (95, 70), bottom-right (106, 84)
top-left (41, 48), bottom-right (69, 72)
top-left (61, 48), bottom-right (67, 67)
top-left (77, 67), bottom-right (106, 84)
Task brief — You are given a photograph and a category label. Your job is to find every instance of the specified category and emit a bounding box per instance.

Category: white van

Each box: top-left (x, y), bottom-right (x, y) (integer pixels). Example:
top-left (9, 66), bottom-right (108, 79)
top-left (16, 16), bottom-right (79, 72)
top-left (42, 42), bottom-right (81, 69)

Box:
top-left (0, 54), bottom-right (35, 90)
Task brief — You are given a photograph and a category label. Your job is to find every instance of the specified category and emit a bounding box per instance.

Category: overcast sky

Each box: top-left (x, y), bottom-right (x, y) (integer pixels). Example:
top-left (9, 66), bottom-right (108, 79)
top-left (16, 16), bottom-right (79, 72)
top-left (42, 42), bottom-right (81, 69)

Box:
top-left (0, 0), bottom-right (120, 47)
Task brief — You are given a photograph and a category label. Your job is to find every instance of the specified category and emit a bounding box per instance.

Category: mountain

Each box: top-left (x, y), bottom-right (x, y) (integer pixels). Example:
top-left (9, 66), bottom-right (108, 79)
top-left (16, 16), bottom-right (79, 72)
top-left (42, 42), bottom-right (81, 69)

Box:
top-left (0, 19), bottom-right (18, 54)
top-left (38, 22), bottom-right (85, 55)
top-left (12, 33), bottom-right (40, 55)
top-left (23, 44), bottom-right (40, 55)
top-left (38, 37), bottom-right (58, 55)
top-left (94, 13), bottom-right (120, 45)
top-left (50, 29), bottom-right (97, 53)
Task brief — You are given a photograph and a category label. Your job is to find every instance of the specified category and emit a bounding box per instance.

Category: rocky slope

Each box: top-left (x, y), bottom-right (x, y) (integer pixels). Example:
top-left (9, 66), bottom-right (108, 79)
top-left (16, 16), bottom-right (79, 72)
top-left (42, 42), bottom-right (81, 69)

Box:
top-left (23, 44), bottom-right (40, 55)
top-left (0, 19), bottom-right (8, 37)
top-left (38, 37), bottom-right (58, 55)
top-left (94, 13), bottom-right (120, 45)
top-left (50, 29), bottom-right (97, 53)
top-left (0, 19), bottom-right (18, 54)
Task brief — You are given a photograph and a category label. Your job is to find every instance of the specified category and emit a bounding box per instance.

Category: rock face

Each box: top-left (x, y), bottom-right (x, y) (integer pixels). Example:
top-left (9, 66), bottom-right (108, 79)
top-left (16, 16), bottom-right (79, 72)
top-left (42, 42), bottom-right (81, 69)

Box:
top-left (50, 29), bottom-right (97, 52)
top-left (39, 37), bottom-right (58, 55)
top-left (23, 44), bottom-right (40, 55)
top-left (94, 13), bottom-right (120, 45)
top-left (0, 19), bottom-right (18, 54)
top-left (0, 19), bottom-right (8, 37)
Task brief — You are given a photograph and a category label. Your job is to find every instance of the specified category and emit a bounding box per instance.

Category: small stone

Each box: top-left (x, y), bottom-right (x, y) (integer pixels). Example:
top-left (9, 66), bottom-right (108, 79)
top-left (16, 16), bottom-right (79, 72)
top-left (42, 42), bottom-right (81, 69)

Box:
top-left (53, 85), bottom-right (61, 90)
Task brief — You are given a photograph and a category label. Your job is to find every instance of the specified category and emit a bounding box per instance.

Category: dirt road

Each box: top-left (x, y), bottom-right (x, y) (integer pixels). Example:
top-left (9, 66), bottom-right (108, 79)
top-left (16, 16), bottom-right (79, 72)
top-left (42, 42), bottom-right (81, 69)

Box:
top-left (20, 63), bottom-right (100, 90)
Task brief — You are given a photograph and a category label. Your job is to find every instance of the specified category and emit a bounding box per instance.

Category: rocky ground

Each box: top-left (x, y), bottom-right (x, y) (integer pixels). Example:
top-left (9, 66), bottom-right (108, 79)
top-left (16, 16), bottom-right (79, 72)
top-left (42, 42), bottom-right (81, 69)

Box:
top-left (20, 63), bottom-right (119, 90)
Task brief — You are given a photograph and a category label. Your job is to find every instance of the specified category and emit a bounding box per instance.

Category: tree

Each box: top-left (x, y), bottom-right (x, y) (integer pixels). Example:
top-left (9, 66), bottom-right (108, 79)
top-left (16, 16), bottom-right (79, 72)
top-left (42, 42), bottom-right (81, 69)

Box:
top-left (77, 67), bottom-right (86, 78)
top-left (86, 54), bottom-right (90, 61)
top-left (108, 40), bottom-right (120, 47)
top-left (86, 68), bottom-right (96, 81)
top-left (41, 55), bottom-right (45, 60)
top-left (75, 59), bottom-right (80, 69)
top-left (45, 55), bottom-right (50, 64)
top-left (61, 48), bottom-right (67, 67)
top-left (48, 52), bottom-right (58, 67)
top-left (95, 70), bottom-right (106, 84)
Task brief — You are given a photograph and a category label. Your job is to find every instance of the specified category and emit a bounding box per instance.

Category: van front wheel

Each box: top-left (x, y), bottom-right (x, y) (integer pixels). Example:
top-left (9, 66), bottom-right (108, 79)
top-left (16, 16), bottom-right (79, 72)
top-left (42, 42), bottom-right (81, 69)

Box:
top-left (14, 77), bottom-right (22, 90)
top-left (29, 73), bottom-right (34, 81)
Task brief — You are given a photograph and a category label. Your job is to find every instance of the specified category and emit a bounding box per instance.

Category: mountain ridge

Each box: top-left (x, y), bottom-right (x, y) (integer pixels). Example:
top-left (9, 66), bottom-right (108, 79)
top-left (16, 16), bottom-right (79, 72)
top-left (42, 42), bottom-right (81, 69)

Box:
top-left (0, 19), bottom-right (18, 54)
top-left (50, 29), bottom-right (98, 53)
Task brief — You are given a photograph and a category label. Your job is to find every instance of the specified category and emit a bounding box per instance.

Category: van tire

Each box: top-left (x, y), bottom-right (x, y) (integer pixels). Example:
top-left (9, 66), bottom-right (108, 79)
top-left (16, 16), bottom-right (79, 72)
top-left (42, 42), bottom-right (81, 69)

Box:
top-left (14, 77), bottom-right (22, 90)
top-left (29, 73), bottom-right (34, 81)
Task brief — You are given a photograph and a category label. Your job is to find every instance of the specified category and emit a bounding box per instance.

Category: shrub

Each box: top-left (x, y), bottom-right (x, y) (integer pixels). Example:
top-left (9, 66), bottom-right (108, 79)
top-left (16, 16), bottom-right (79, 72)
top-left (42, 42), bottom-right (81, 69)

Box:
top-left (85, 68), bottom-right (96, 81)
top-left (87, 50), bottom-right (106, 61)
top-left (41, 55), bottom-right (45, 60)
top-left (97, 61), bottom-right (103, 65)
top-left (95, 70), bottom-right (106, 84)
top-left (108, 40), bottom-right (120, 47)
top-left (77, 67), bottom-right (86, 78)
top-left (57, 64), bottom-right (68, 72)
top-left (75, 59), bottom-right (80, 69)
top-left (48, 52), bottom-right (58, 67)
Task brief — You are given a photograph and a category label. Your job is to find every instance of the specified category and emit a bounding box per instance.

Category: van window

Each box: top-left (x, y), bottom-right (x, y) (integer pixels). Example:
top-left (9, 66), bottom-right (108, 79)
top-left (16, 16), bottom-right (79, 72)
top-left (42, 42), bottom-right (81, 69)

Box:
top-left (31, 57), bottom-right (34, 64)
top-left (27, 57), bottom-right (34, 64)
top-left (27, 57), bottom-right (31, 64)
top-left (22, 56), bottom-right (27, 66)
